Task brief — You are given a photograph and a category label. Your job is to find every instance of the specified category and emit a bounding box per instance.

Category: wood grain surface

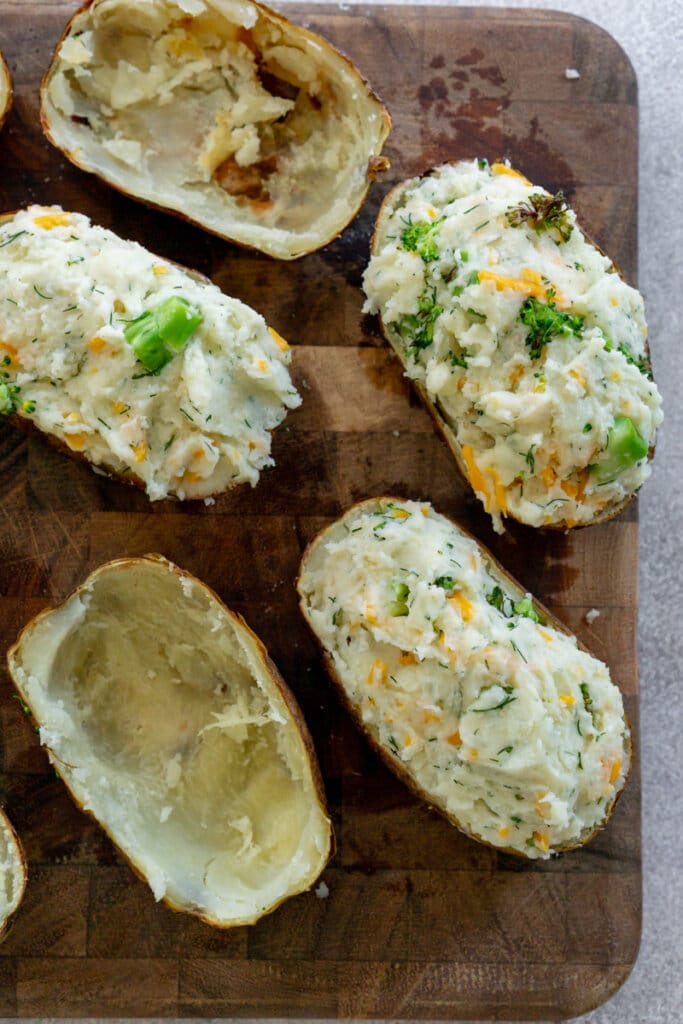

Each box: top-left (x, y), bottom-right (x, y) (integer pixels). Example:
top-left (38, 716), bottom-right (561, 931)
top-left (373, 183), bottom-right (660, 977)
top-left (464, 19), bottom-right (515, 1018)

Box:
top-left (0, 2), bottom-right (641, 1018)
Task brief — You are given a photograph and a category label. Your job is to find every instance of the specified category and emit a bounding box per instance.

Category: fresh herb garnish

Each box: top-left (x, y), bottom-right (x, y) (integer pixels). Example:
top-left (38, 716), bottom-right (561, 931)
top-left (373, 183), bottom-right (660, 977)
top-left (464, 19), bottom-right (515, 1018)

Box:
top-left (509, 638), bottom-right (527, 662)
top-left (520, 295), bottom-right (585, 359)
top-left (0, 230), bottom-right (28, 249)
top-left (506, 191), bottom-right (573, 242)
top-left (472, 686), bottom-right (517, 712)
top-left (617, 342), bottom-right (651, 378)
top-left (434, 575), bottom-right (455, 592)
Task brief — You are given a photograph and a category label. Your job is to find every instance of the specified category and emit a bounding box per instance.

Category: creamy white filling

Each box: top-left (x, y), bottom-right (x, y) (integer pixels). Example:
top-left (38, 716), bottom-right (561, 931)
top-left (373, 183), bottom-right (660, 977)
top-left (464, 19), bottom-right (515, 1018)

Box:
top-left (299, 499), bottom-right (630, 858)
top-left (363, 160), bottom-right (663, 530)
top-left (0, 207), bottom-right (300, 499)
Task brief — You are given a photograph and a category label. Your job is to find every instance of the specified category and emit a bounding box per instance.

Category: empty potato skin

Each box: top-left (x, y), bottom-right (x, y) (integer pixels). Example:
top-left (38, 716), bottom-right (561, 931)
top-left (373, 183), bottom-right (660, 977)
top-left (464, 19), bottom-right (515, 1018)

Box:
top-left (0, 809), bottom-right (27, 941)
top-left (0, 49), bottom-right (11, 130)
top-left (365, 160), bottom-right (662, 531)
top-left (8, 555), bottom-right (333, 928)
top-left (40, 0), bottom-right (391, 259)
top-left (298, 497), bottom-right (631, 859)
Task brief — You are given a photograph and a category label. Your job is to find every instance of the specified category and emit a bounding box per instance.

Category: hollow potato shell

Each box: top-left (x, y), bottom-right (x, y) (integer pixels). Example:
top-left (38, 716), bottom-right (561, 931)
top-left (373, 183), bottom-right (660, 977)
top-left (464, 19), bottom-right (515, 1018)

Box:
top-left (364, 159), bottom-right (662, 531)
top-left (0, 49), bottom-right (11, 130)
top-left (0, 809), bottom-right (27, 940)
top-left (8, 555), bottom-right (333, 927)
top-left (41, 0), bottom-right (391, 259)
top-left (297, 497), bottom-right (631, 859)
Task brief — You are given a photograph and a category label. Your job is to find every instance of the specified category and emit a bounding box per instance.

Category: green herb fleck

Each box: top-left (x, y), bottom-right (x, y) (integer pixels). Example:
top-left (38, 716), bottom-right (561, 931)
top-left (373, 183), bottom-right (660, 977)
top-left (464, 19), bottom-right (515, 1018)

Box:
top-left (520, 295), bottom-right (585, 359)
top-left (471, 686), bottom-right (517, 713)
top-left (617, 343), bottom-right (651, 378)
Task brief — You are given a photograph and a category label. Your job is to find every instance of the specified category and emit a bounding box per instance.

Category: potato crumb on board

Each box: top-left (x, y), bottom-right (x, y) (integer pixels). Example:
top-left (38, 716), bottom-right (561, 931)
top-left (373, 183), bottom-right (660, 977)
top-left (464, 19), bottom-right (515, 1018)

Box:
top-left (315, 881), bottom-right (330, 899)
top-left (585, 608), bottom-right (601, 624)
top-left (565, 68), bottom-right (581, 79)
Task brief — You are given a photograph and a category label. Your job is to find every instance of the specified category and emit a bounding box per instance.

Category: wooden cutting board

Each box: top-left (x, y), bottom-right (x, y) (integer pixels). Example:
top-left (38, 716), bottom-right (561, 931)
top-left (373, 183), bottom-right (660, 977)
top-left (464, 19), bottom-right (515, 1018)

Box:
top-left (0, 3), bottom-right (641, 1018)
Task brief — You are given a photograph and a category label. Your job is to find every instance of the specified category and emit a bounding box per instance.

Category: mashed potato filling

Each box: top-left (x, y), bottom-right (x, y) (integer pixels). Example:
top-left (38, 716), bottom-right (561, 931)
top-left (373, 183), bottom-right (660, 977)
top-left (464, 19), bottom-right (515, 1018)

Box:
top-left (363, 160), bottom-right (663, 530)
top-left (299, 499), bottom-right (630, 858)
top-left (0, 207), bottom-right (300, 499)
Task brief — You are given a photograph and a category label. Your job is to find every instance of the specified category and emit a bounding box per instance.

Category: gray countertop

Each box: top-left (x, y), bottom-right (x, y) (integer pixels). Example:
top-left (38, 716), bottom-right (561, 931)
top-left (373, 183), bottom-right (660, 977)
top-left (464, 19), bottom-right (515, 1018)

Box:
top-left (12, 1), bottom-right (683, 1023)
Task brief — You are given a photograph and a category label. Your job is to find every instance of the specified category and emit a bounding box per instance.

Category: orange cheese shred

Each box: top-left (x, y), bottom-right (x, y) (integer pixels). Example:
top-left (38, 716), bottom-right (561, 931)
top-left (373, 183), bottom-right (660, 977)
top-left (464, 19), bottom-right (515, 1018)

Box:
top-left (268, 326), bottom-right (290, 352)
top-left (449, 591), bottom-right (475, 622)
top-left (491, 163), bottom-right (532, 185)
top-left (533, 830), bottom-right (550, 853)
top-left (33, 212), bottom-right (71, 229)
top-left (478, 269), bottom-right (548, 299)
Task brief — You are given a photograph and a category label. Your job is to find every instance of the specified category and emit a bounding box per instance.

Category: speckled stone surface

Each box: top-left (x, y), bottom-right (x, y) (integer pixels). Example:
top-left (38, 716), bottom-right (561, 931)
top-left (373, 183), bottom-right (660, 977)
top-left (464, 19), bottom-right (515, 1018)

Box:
top-left (13, 2), bottom-right (682, 1023)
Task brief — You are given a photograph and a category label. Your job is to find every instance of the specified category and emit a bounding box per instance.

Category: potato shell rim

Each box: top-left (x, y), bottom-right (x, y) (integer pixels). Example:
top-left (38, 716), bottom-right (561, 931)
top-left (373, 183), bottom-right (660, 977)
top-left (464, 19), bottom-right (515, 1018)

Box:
top-left (369, 161), bottom-right (657, 530)
top-left (7, 553), bottom-right (334, 928)
top-left (296, 494), bottom-right (632, 859)
top-left (39, 0), bottom-right (392, 261)
top-left (0, 49), bottom-right (12, 131)
top-left (0, 807), bottom-right (28, 942)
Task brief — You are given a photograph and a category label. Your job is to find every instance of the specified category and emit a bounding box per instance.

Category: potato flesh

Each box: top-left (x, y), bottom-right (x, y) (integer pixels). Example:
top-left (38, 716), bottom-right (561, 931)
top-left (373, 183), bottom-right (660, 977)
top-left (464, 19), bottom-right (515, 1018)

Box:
top-left (44, 0), bottom-right (389, 257)
top-left (0, 815), bottom-right (24, 928)
top-left (363, 160), bottom-right (663, 530)
top-left (298, 499), bottom-right (630, 858)
top-left (10, 561), bottom-right (330, 924)
top-left (0, 207), bottom-right (300, 501)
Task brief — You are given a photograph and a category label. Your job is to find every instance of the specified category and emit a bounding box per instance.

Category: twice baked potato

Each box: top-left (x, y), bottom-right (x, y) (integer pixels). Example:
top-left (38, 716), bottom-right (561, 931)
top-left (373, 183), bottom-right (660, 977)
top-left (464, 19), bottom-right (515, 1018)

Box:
top-left (0, 809), bottom-right (27, 939)
top-left (41, 0), bottom-right (391, 259)
top-left (8, 555), bottom-right (332, 927)
top-left (298, 497), bottom-right (631, 859)
top-left (0, 49), bottom-right (11, 131)
top-left (363, 159), bottom-right (663, 531)
top-left (0, 206), bottom-right (301, 500)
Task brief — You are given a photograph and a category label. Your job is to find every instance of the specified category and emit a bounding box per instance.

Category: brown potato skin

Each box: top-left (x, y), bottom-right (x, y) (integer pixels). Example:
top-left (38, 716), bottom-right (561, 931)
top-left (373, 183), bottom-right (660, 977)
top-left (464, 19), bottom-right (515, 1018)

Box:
top-left (0, 51), bottom-right (11, 131)
top-left (369, 163), bottom-right (656, 531)
top-left (297, 496), bottom-right (631, 859)
top-left (39, 0), bottom-right (392, 260)
top-left (7, 555), bottom-right (334, 928)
